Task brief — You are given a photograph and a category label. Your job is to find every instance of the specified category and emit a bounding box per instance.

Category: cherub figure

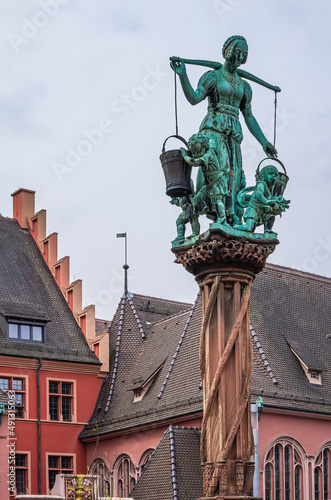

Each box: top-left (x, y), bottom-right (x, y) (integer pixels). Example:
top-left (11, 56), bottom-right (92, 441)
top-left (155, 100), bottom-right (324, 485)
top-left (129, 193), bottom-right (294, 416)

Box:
top-left (235, 165), bottom-right (290, 233)
top-left (181, 133), bottom-right (229, 225)
top-left (171, 180), bottom-right (200, 241)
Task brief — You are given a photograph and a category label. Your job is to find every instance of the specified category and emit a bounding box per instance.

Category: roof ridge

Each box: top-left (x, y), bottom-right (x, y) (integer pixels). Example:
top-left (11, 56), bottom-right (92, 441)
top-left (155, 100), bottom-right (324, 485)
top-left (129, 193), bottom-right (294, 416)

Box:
top-left (105, 296), bottom-right (127, 412)
top-left (265, 262), bottom-right (331, 283)
top-left (151, 307), bottom-right (192, 327)
top-left (172, 425), bottom-right (201, 431)
top-left (157, 294), bottom-right (199, 400)
top-left (250, 322), bottom-right (278, 385)
top-left (169, 425), bottom-right (178, 500)
top-left (127, 295), bottom-right (146, 339)
top-left (131, 292), bottom-right (192, 307)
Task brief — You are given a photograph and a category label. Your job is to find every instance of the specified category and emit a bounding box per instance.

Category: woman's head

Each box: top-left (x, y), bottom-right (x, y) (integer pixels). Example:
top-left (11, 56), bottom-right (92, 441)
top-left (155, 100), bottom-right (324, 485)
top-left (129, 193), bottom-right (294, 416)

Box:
top-left (222, 35), bottom-right (248, 65)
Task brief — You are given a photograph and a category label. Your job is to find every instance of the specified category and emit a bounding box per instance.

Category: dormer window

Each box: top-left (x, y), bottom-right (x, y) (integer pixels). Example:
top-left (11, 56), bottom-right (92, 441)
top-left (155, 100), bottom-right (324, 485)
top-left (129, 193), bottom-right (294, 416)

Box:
top-left (308, 370), bottom-right (322, 385)
top-left (134, 390), bottom-right (142, 402)
top-left (286, 338), bottom-right (324, 386)
top-left (7, 319), bottom-right (45, 344)
top-left (130, 358), bottom-right (166, 403)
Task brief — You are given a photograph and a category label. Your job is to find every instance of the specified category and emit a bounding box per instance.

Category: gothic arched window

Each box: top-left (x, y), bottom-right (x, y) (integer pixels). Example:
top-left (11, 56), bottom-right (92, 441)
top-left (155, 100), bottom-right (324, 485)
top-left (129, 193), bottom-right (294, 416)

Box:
top-left (137, 448), bottom-right (154, 478)
top-left (314, 444), bottom-right (331, 500)
top-left (113, 454), bottom-right (137, 498)
top-left (89, 458), bottom-right (110, 499)
top-left (264, 439), bottom-right (305, 500)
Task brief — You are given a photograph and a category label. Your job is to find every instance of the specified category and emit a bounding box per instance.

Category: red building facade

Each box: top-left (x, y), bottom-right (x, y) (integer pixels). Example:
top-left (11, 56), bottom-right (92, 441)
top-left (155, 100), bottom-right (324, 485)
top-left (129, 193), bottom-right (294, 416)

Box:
top-left (0, 190), bottom-right (103, 498)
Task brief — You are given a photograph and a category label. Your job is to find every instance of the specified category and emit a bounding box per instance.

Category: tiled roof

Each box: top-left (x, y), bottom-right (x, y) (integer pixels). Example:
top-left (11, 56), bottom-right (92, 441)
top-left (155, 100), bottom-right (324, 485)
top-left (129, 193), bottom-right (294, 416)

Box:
top-left (81, 263), bottom-right (331, 439)
top-left (0, 217), bottom-right (99, 365)
top-left (285, 338), bottom-right (326, 371)
top-left (131, 426), bottom-right (203, 500)
top-left (81, 293), bottom-right (201, 438)
top-left (250, 264), bottom-right (331, 411)
top-left (129, 293), bottom-right (192, 325)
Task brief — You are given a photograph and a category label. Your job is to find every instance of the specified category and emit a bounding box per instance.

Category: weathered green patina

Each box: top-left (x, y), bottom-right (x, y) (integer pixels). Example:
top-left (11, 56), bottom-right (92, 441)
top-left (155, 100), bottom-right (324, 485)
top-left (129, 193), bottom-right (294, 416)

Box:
top-left (235, 165), bottom-right (290, 233)
top-left (168, 35), bottom-right (290, 242)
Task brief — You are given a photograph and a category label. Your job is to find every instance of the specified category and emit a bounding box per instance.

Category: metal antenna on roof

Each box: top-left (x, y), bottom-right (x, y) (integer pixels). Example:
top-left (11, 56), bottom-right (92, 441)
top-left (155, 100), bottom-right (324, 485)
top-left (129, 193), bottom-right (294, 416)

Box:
top-left (116, 232), bottom-right (129, 296)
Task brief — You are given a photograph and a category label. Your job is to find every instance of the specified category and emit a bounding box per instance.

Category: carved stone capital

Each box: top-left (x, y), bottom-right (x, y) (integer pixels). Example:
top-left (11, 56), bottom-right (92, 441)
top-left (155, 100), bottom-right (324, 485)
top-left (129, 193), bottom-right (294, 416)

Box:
top-left (172, 226), bottom-right (278, 280)
top-left (202, 462), bottom-right (215, 497)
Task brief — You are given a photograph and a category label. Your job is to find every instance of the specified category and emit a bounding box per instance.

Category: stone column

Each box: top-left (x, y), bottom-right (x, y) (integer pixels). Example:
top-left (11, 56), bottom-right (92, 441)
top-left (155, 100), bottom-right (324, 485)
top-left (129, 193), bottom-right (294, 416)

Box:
top-left (172, 227), bottom-right (277, 500)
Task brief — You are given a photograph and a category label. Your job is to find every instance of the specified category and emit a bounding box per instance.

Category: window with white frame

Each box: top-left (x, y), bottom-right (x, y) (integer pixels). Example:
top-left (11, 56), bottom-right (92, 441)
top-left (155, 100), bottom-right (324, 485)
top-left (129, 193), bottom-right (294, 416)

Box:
top-left (264, 439), bottom-right (304, 500)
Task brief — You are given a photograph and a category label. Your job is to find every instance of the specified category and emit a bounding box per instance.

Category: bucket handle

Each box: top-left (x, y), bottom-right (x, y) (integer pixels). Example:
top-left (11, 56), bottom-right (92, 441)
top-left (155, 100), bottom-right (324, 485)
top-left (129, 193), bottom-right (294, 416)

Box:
top-left (256, 157), bottom-right (287, 177)
top-left (162, 135), bottom-right (188, 154)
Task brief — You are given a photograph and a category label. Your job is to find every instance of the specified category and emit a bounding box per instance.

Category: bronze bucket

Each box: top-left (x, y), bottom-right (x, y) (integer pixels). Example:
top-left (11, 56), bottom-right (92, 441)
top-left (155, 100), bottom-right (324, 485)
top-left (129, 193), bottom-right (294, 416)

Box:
top-left (160, 135), bottom-right (192, 197)
top-left (256, 157), bottom-right (289, 197)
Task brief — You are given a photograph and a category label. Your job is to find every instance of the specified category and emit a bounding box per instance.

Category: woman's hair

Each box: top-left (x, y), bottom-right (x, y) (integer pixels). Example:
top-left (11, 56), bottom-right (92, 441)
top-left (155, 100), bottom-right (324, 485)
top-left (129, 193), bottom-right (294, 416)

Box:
top-left (188, 133), bottom-right (210, 150)
top-left (222, 35), bottom-right (248, 64)
top-left (259, 165), bottom-right (279, 180)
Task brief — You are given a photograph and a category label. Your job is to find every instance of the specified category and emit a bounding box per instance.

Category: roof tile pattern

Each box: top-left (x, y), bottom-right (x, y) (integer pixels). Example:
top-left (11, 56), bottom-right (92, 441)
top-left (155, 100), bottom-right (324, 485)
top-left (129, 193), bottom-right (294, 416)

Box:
top-left (0, 218), bottom-right (98, 364)
top-left (131, 426), bottom-right (203, 500)
top-left (82, 295), bottom-right (200, 437)
top-left (82, 264), bottom-right (331, 439)
top-left (250, 264), bottom-right (331, 411)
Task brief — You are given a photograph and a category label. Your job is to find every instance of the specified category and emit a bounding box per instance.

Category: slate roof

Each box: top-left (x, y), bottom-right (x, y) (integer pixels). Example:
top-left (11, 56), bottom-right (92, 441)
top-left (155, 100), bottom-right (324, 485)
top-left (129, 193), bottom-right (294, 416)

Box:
top-left (81, 263), bottom-right (331, 440)
top-left (285, 338), bottom-right (326, 372)
top-left (250, 264), bottom-right (331, 411)
top-left (0, 217), bottom-right (99, 365)
top-left (130, 426), bottom-right (203, 500)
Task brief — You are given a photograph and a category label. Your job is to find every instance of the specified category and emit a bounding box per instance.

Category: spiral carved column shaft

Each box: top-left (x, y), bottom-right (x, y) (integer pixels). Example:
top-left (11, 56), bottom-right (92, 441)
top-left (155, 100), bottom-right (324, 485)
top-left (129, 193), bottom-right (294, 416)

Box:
top-left (199, 271), bottom-right (254, 498)
top-left (172, 229), bottom-right (277, 500)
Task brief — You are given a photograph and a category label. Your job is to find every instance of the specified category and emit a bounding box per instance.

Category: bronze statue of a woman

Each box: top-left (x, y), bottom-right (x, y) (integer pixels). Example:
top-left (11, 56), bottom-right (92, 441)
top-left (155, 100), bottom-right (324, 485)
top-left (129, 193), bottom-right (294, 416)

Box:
top-left (171, 35), bottom-right (278, 225)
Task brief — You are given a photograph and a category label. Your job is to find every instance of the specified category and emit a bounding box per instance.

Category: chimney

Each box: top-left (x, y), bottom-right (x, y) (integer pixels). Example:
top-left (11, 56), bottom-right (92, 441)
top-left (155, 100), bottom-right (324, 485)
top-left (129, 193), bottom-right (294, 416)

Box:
top-left (11, 188), bottom-right (36, 228)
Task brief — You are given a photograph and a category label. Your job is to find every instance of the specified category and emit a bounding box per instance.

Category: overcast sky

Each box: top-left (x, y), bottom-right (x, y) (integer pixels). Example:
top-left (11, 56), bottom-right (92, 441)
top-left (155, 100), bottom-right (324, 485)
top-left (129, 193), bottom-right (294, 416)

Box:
top-left (1, 1), bottom-right (330, 319)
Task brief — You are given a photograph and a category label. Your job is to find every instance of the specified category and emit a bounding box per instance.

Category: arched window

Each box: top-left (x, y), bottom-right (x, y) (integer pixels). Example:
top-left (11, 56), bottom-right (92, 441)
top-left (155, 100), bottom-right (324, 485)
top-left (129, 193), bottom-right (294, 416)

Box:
top-left (89, 458), bottom-right (110, 499)
top-left (137, 448), bottom-right (154, 478)
top-left (314, 444), bottom-right (331, 500)
top-left (264, 439), bottom-right (305, 500)
top-left (113, 454), bottom-right (137, 498)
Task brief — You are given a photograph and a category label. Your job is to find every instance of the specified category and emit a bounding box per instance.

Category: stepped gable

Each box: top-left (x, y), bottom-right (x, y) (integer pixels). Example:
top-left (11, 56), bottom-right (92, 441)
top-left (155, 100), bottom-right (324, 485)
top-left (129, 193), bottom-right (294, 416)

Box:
top-left (81, 294), bottom-right (201, 438)
top-left (0, 217), bottom-right (99, 365)
top-left (131, 426), bottom-right (203, 500)
top-left (251, 263), bottom-right (331, 412)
